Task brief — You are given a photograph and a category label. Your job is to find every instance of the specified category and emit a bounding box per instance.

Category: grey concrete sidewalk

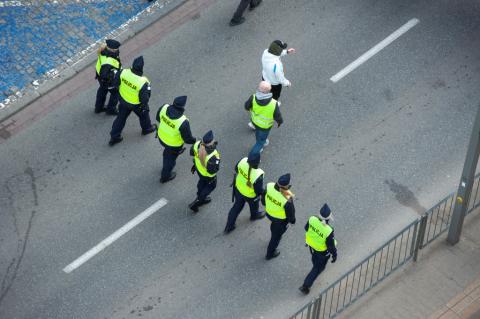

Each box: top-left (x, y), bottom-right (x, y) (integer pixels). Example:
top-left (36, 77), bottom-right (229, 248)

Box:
top-left (339, 212), bottom-right (480, 319)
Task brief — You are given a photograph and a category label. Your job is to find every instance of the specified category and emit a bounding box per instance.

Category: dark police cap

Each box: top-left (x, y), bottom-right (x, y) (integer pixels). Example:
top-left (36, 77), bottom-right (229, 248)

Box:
top-left (247, 151), bottom-right (261, 165)
top-left (106, 39), bottom-right (121, 50)
top-left (132, 56), bottom-right (144, 72)
top-left (277, 173), bottom-right (291, 187)
top-left (173, 95), bottom-right (188, 109)
top-left (202, 130), bottom-right (214, 144)
top-left (319, 203), bottom-right (332, 220)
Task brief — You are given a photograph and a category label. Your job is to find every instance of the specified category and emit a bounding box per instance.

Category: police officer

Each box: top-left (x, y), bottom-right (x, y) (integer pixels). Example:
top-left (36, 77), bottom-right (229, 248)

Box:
top-left (245, 81), bottom-right (283, 155)
top-left (224, 151), bottom-right (265, 233)
top-left (109, 56), bottom-right (156, 146)
top-left (95, 39), bottom-right (121, 115)
top-left (299, 204), bottom-right (337, 295)
top-left (156, 96), bottom-right (196, 183)
top-left (263, 173), bottom-right (296, 260)
top-left (188, 130), bottom-right (221, 213)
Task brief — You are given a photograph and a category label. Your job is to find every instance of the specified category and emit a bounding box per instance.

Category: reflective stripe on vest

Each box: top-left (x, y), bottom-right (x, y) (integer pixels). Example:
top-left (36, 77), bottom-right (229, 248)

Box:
top-left (235, 157), bottom-right (264, 198)
top-left (193, 140), bottom-right (220, 178)
top-left (157, 104), bottom-right (187, 147)
top-left (119, 69), bottom-right (149, 105)
top-left (265, 182), bottom-right (287, 219)
top-left (95, 55), bottom-right (120, 75)
top-left (250, 95), bottom-right (276, 129)
top-left (305, 216), bottom-right (333, 252)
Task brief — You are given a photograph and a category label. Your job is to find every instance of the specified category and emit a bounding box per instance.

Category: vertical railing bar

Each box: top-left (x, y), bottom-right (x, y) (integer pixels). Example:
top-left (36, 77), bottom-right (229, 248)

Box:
top-left (341, 274), bottom-right (348, 309)
top-left (328, 286), bottom-right (335, 319)
top-left (376, 248), bottom-right (383, 281)
top-left (383, 239), bottom-right (391, 276)
top-left (432, 204), bottom-right (441, 238)
top-left (425, 209), bottom-right (434, 242)
top-left (392, 234), bottom-right (399, 271)
top-left (363, 258), bottom-right (369, 292)
top-left (440, 199), bottom-right (449, 231)
top-left (321, 291), bottom-right (327, 319)
top-left (356, 263), bottom-right (363, 299)
top-left (335, 278), bottom-right (342, 312)
top-left (349, 268), bottom-right (356, 305)
top-left (447, 195), bottom-right (455, 222)
top-left (409, 221), bottom-right (418, 258)
top-left (370, 253), bottom-right (377, 288)
top-left (315, 294), bottom-right (323, 319)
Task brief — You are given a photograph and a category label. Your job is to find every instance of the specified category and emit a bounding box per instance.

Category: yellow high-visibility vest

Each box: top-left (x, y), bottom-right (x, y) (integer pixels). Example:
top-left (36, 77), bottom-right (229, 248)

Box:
top-left (250, 95), bottom-right (276, 129)
top-left (265, 182), bottom-right (287, 219)
top-left (193, 141), bottom-right (220, 178)
top-left (119, 69), bottom-right (149, 105)
top-left (235, 157), bottom-right (264, 198)
top-left (157, 104), bottom-right (187, 147)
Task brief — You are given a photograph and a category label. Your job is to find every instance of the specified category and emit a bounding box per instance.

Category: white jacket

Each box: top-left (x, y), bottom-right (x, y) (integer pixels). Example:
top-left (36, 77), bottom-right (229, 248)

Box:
top-left (261, 49), bottom-right (290, 86)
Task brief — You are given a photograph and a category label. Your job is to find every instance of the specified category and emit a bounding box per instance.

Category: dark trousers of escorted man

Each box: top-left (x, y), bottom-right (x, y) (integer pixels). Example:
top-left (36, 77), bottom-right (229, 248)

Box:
top-left (197, 176), bottom-right (217, 202)
top-left (111, 103), bottom-right (153, 139)
top-left (161, 145), bottom-right (183, 180)
top-left (95, 83), bottom-right (118, 113)
top-left (266, 220), bottom-right (288, 257)
top-left (232, 0), bottom-right (261, 21)
top-left (226, 188), bottom-right (260, 228)
top-left (303, 248), bottom-right (330, 288)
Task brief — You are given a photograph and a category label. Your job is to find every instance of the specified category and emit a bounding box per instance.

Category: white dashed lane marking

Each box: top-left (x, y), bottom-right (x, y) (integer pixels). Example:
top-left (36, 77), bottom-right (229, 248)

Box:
top-left (63, 198), bottom-right (168, 273)
top-left (330, 18), bottom-right (419, 83)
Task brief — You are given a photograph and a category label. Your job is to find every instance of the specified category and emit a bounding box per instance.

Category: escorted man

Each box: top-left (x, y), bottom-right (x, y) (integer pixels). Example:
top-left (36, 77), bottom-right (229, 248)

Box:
top-left (109, 56), bottom-right (156, 146)
top-left (156, 96), bottom-right (196, 183)
top-left (229, 0), bottom-right (262, 26)
top-left (95, 39), bottom-right (121, 115)
top-left (224, 151), bottom-right (265, 234)
top-left (189, 130), bottom-right (221, 213)
top-left (245, 81), bottom-right (283, 155)
top-left (299, 204), bottom-right (337, 295)
top-left (263, 173), bottom-right (296, 260)
top-left (261, 40), bottom-right (296, 100)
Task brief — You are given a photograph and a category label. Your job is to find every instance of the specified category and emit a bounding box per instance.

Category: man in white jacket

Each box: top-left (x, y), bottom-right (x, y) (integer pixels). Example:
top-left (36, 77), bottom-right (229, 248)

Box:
top-left (261, 40), bottom-right (296, 100)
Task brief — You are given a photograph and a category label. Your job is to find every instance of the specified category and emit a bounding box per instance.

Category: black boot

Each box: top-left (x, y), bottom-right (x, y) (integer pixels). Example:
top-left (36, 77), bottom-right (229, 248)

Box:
top-left (108, 136), bottom-right (123, 146)
top-left (266, 249), bottom-right (280, 260)
top-left (198, 196), bottom-right (212, 206)
top-left (160, 172), bottom-right (176, 183)
top-left (189, 199), bottom-right (201, 213)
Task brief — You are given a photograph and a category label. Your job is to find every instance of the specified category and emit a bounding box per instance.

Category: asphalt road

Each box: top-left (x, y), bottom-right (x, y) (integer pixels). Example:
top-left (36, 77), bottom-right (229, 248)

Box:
top-left (1, 0), bottom-right (480, 318)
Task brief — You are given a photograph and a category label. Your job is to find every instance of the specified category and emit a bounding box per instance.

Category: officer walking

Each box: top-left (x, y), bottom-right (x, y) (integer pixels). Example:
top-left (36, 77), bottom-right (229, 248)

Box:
top-left (95, 39), bottom-right (121, 115)
top-left (245, 81), bottom-right (283, 154)
top-left (109, 56), bottom-right (156, 146)
top-left (189, 130), bottom-right (221, 213)
top-left (156, 96), bottom-right (196, 183)
top-left (263, 173), bottom-right (296, 260)
top-left (224, 151), bottom-right (265, 234)
top-left (299, 204), bottom-right (337, 295)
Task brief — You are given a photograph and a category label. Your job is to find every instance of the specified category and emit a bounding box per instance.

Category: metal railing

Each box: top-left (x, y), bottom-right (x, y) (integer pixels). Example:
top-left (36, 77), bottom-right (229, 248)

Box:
top-left (290, 173), bottom-right (480, 319)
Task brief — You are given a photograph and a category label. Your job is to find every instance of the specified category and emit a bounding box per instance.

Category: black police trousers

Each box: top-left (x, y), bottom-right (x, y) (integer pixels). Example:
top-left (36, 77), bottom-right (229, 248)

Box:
top-left (95, 82), bottom-right (118, 112)
top-left (266, 219), bottom-right (288, 257)
top-left (225, 188), bottom-right (260, 229)
top-left (161, 145), bottom-right (183, 180)
top-left (197, 175), bottom-right (217, 202)
top-left (303, 248), bottom-right (330, 288)
top-left (110, 103), bottom-right (153, 139)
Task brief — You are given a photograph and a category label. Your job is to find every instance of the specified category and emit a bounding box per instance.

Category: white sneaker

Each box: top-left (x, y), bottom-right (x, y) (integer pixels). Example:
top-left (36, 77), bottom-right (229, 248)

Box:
top-left (264, 138), bottom-right (269, 147)
top-left (248, 122), bottom-right (256, 130)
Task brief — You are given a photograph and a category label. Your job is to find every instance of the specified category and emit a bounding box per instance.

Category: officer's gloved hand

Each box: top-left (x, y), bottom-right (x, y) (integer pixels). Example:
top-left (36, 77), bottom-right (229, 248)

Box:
top-left (290, 217), bottom-right (296, 225)
top-left (331, 255), bottom-right (337, 263)
top-left (191, 165), bottom-right (195, 174)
